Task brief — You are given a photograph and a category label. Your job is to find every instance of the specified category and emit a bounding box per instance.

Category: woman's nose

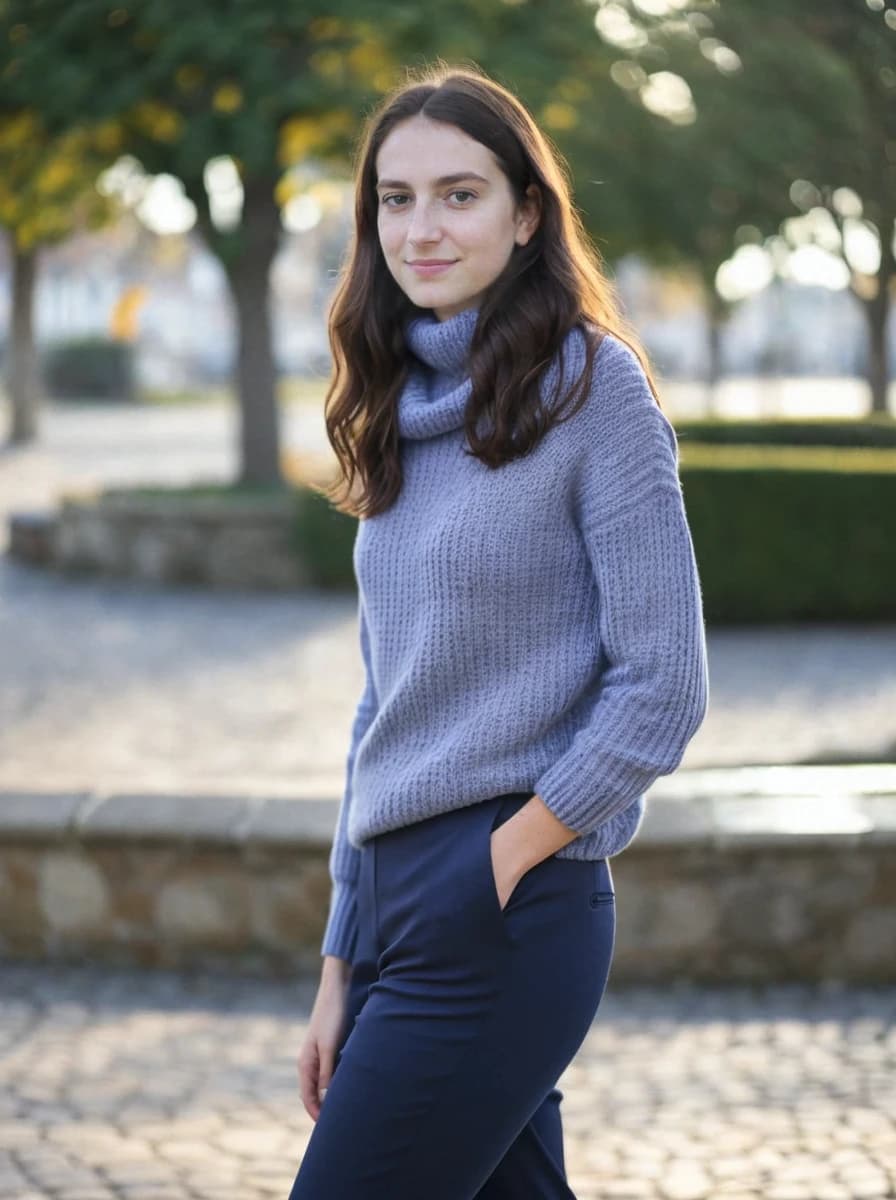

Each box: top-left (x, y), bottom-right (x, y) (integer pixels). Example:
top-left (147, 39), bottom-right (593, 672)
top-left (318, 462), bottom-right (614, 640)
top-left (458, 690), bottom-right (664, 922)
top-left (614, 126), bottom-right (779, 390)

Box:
top-left (407, 201), bottom-right (441, 244)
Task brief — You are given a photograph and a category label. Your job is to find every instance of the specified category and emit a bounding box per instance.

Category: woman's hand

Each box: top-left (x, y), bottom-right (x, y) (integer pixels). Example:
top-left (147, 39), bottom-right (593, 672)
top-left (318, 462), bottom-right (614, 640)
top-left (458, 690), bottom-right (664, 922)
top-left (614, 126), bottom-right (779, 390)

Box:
top-left (297, 955), bottom-right (352, 1123)
top-left (489, 794), bottom-right (580, 910)
top-left (490, 829), bottom-right (528, 911)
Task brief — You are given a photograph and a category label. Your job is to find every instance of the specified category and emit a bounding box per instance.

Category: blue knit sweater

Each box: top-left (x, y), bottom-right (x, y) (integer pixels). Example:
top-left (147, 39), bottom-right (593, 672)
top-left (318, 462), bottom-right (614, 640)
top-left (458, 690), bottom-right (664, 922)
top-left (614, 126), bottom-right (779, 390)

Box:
top-left (322, 304), bottom-right (709, 961)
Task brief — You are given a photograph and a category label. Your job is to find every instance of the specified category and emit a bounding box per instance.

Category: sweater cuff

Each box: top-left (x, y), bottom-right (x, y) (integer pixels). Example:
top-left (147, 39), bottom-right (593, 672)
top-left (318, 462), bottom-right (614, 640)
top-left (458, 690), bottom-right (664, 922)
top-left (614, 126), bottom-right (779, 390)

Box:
top-left (320, 880), bottom-right (359, 963)
top-left (534, 761), bottom-right (629, 839)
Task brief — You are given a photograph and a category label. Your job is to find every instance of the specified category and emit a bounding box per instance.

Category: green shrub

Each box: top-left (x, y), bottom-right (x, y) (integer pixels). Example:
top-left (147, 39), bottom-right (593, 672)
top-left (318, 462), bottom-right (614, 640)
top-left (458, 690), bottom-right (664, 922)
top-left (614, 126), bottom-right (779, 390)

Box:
top-left (288, 444), bottom-right (893, 622)
top-left (681, 445), bottom-right (894, 622)
top-left (675, 415), bottom-right (896, 448)
top-left (291, 486), bottom-right (357, 589)
top-left (43, 336), bottom-right (136, 402)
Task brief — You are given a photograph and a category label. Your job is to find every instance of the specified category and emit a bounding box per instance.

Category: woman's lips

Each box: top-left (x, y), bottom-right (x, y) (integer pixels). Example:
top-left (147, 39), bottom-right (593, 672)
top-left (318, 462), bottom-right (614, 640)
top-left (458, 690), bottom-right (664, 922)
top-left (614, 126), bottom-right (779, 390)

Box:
top-left (408, 261), bottom-right (457, 277)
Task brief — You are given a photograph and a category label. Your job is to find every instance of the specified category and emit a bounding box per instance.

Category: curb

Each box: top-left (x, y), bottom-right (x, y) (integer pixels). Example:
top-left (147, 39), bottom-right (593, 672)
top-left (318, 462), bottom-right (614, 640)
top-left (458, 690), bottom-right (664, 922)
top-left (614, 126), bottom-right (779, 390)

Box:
top-left (1, 763), bottom-right (894, 850)
top-left (1, 764), bottom-right (894, 984)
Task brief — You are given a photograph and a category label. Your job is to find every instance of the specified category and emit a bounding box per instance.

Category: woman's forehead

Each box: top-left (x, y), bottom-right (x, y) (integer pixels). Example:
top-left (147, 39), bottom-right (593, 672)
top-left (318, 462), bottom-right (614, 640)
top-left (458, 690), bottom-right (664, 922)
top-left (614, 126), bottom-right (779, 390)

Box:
top-left (376, 117), bottom-right (496, 185)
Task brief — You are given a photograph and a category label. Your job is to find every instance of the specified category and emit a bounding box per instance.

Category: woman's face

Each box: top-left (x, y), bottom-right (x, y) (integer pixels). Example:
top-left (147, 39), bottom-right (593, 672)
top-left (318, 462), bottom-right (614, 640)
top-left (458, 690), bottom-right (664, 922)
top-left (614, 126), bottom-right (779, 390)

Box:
top-left (375, 114), bottom-right (541, 322)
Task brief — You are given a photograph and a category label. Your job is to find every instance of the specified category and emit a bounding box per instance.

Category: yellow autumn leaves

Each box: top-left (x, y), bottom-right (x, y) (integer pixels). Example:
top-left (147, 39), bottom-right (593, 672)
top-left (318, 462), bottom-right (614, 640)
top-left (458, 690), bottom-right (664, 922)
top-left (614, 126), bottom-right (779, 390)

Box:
top-left (0, 113), bottom-right (118, 249)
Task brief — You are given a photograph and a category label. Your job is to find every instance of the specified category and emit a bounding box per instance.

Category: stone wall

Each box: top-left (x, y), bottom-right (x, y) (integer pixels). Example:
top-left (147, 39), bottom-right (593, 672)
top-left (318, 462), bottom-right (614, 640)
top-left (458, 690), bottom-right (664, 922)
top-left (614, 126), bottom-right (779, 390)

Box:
top-left (8, 491), bottom-right (309, 589)
top-left (2, 770), bottom-right (893, 983)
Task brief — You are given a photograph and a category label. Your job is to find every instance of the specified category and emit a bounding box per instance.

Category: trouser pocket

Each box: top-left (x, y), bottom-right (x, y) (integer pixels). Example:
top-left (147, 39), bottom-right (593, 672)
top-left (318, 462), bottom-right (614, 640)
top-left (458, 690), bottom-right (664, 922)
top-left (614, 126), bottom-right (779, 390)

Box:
top-left (372, 795), bottom-right (517, 971)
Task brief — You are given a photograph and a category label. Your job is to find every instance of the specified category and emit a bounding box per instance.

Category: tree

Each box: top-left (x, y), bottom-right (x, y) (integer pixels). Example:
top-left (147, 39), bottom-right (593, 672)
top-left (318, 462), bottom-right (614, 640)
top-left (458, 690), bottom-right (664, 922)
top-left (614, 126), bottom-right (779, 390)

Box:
top-left (1, 2), bottom-right (399, 483)
top-left (716, 0), bottom-right (896, 414)
top-left (0, 0), bottom-right (641, 481)
top-left (597, 0), bottom-right (895, 411)
top-left (0, 110), bottom-right (119, 442)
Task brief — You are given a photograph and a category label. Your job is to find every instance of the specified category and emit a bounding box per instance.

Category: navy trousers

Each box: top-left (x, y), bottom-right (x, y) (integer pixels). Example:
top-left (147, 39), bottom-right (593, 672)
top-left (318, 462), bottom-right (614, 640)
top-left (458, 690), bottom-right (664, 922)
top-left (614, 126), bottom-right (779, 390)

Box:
top-left (288, 790), bottom-right (616, 1199)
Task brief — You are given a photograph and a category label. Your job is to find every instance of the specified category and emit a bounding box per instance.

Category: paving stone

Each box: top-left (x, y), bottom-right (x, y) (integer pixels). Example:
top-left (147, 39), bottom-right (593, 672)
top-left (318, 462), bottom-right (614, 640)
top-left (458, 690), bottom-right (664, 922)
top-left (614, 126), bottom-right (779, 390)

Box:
top-left (596, 1181), bottom-right (655, 1198)
top-left (1, 961), bottom-right (894, 1200)
top-left (764, 1187), bottom-right (819, 1200)
top-left (709, 1155), bottom-right (764, 1180)
top-left (0, 1171), bottom-right (31, 1198)
top-left (841, 1175), bottom-right (892, 1199)
top-left (45, 1192), bottom-right (116, 1200)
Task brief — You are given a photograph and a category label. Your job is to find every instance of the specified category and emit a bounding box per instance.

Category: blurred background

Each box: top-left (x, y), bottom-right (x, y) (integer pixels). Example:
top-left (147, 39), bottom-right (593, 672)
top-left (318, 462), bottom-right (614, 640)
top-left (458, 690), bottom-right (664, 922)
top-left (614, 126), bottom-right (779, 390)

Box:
top-left (2, 0), bottom-right (894, 454)
top-left (2, 0), bottom-right (895, 964)
top-left (0, 4), bottom-right (894, 1198)
top-left (1, 0), bottom-right (895, 989)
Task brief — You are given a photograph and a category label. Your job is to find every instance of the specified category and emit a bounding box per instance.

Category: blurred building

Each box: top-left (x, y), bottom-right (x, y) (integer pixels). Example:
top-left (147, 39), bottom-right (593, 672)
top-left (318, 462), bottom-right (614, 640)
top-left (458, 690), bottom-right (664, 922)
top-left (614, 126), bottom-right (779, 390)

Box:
top-left (0, 210), bottom-right (892, 394)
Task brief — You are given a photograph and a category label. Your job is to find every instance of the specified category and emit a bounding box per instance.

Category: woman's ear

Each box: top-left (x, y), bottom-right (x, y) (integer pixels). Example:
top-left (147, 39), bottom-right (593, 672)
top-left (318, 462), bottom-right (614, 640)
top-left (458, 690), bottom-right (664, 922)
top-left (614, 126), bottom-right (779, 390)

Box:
top-left (515, 184), bottom-right (542, 247)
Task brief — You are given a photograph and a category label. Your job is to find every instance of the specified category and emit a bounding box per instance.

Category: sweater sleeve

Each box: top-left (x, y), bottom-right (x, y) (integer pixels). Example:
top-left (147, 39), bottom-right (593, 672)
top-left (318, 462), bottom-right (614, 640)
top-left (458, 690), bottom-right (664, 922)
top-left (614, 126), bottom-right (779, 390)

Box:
top-left (533, 336), bottom-right (710, 838)
top-left (320, 591), bottom-right (379, 961)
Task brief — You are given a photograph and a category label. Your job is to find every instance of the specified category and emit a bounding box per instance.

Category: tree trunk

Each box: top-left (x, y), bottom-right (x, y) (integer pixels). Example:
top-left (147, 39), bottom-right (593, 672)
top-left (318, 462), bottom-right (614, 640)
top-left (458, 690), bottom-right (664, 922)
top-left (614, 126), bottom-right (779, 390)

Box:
top-left (223, 175), bottom-right (283, 487)
top-left (704, 276), bottom-right (726, 416)
top-left (863, 243), bottom-right (893, 416)
top-left (6, 243), bottom-right (41, 445)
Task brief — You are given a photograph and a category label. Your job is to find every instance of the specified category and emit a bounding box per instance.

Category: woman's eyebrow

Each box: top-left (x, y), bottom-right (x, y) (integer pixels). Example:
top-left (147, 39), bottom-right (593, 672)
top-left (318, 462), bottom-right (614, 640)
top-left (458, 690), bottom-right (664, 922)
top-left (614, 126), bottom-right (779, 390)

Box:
top-left (375, 172), bottom-right (490, 190)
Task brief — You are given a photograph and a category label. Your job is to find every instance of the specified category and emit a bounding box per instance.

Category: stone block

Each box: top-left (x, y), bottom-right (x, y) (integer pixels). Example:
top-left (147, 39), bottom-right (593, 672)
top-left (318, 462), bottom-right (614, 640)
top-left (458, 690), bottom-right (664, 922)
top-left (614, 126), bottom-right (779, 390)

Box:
top-left (38, 853), bottom-right (109, 931)
top-left (249, 871), bottom-right (325, 950)
top-left (0, 852), bottom-right (43, 946)
top-left (711, 795), bottom-right (874, 848)
top-left (843, 907), bottom-right (896, 967)
top-left (129, 528), bottom-right (175, 582)
top-left (0, 791), bottom-right (88, 839)
top-left (23, 492), bottom-right (311, 590)
top-left (7, 511), bottom-right (58, 565)
top-left (242, 797), bottom-right (336, 848)
top-left (78, 793), bottom-right (254, 844)
top-left (155, 870), bottom-right (250, 945)
top-left (637, 797), bottom-right (714, 845)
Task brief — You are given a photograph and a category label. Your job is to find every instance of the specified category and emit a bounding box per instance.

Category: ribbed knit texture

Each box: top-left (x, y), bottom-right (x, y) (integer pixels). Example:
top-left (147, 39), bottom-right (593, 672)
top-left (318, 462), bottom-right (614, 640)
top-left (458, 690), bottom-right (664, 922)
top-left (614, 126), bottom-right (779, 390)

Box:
top-left (321, 305), bottom-right (710, 961)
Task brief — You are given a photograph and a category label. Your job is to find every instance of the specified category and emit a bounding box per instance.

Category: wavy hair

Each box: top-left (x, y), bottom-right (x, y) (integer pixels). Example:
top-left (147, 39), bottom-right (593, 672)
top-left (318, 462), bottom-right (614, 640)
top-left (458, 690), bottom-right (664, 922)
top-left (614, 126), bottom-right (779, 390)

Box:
top-left (322, 61), bottom-right (661, 519)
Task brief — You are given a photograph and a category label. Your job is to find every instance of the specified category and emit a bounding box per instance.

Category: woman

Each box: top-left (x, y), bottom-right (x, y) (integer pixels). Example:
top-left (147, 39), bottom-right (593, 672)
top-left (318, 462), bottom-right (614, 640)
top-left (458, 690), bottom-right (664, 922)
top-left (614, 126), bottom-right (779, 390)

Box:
top-left (288, 62), bottom-right (709, 1199)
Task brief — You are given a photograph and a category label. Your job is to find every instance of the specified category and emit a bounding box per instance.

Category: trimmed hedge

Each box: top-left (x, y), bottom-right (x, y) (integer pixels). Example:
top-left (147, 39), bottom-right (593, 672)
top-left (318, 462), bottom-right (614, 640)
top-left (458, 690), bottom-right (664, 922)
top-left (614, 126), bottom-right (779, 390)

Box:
top-left (680, 445), bottom-right (894, 623)
top-left (292, 444), bottom-right (894, 624)
top-left (291, 485), bottom-right (357, 589)
top-left (675, 415), bottom-right (896, 448)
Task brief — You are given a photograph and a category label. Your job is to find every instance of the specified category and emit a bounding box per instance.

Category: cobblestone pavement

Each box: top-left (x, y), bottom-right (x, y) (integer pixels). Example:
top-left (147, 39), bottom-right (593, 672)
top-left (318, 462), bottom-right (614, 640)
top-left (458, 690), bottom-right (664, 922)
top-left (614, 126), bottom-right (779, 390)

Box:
top-left (0, 961), bottom-right (893, 1200)
top-left (2, 546), bottom-right (895, 794)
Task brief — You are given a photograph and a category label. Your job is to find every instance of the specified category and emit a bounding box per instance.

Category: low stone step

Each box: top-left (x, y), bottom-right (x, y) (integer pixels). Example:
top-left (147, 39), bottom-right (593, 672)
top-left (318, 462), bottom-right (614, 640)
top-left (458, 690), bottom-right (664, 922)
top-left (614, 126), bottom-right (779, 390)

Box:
top-left (1, 766), bottom-right (893, 984)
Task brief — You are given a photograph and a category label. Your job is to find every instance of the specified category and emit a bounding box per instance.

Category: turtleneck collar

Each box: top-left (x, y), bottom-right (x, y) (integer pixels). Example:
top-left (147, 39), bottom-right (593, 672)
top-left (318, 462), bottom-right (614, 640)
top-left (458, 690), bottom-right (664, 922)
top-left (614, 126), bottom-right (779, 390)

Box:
top-left (405, 305), bottom-right (479, 374)
top-left (397, 305), bottom-right (479, 441)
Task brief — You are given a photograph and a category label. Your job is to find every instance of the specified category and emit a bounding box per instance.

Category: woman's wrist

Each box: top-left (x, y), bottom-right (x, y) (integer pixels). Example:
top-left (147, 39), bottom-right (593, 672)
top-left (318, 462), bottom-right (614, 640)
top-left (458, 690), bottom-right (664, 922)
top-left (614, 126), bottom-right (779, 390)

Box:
top-left (321, 954), bottom-right (353, 988)
top-left (494, 793), bottom-right (578, 876)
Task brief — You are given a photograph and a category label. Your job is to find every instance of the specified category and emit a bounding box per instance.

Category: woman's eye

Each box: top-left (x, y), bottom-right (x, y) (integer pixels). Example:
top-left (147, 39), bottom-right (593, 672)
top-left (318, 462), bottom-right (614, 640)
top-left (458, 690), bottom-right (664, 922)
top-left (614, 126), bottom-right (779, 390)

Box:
top-left (380, 190), bottom-right (476, 208)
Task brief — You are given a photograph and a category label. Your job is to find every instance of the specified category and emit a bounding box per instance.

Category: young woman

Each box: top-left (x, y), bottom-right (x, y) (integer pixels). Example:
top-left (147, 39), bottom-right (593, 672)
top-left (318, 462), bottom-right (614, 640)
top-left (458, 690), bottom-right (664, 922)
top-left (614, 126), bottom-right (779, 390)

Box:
top-left (288, 62), bottom-right (709, 1200)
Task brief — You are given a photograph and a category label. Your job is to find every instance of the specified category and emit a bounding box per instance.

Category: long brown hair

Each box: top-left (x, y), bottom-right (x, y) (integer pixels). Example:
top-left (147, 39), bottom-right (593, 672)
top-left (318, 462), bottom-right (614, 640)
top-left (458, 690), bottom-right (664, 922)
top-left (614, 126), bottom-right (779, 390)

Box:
top-left (322, 61), bottom-right (661, 519)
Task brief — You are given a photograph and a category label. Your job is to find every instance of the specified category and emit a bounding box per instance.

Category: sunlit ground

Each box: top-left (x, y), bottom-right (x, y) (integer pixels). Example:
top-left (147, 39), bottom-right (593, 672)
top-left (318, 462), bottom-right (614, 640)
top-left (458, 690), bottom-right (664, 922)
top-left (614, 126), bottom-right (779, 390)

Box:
top-left (660, 375), bottom-right (895, 422)
top-left (81, 373), bottom-right (896, 422)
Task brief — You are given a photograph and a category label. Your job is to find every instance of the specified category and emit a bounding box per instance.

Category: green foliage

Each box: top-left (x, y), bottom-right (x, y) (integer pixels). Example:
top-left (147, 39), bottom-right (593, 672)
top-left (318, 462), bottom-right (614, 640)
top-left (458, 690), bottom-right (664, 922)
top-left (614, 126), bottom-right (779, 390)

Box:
top-left (681, 443), bottom-right (896, 472)
top-left (676, 416), bottom-right (896, 448)
top-left (43, 336), bottom-right (136, 402)
top-left (101, 482), bottom-right (289, 500)
top-left (284, 447), bottom-right (895, 622)
top-left (682, 452), bottom-right (895, 623)
top-left (594, 0), bottom-right (894, 284)
top-left (1, 3), bottom-right (393, 173)
top-left (291, 484), bottom-right (357, 588)
top-left (0, 1), bottom-right (634, 251)
top-left (0, 111), bottom-right (119, 250)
